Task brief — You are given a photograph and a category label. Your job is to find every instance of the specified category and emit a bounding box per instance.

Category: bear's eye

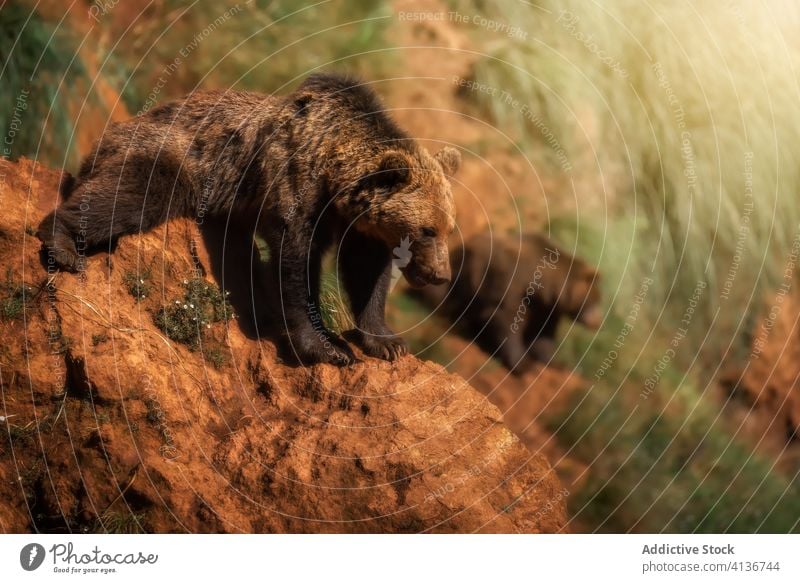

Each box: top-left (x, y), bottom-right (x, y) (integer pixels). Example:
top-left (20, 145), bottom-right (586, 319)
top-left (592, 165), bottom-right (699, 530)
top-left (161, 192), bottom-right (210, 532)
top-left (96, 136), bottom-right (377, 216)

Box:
top-left (421, 227), bottom-right (438, 238)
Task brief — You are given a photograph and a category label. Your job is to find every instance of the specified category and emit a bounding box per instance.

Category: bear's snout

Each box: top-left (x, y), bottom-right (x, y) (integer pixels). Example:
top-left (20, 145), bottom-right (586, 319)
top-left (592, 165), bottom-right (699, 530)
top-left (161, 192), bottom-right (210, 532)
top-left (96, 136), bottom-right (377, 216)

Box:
top-left (432, 259), bottom-right (451, 286)
top-left (432, 239), bottom-right (451, 285)
top-left (401, 237), bottom-right (452, 287)
top-left (402, 259), bottom-right (450, 288)
top-left (429, 273), bottom-right (450, 286)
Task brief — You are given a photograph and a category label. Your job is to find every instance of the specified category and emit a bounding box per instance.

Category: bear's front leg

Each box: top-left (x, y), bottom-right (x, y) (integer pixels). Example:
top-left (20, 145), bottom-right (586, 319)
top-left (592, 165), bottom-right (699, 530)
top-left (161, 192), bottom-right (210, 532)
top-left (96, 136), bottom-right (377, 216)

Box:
top-left (271, 242), bottom-right (357, 366)
top-left (339, 230), bottom-right (408, 361)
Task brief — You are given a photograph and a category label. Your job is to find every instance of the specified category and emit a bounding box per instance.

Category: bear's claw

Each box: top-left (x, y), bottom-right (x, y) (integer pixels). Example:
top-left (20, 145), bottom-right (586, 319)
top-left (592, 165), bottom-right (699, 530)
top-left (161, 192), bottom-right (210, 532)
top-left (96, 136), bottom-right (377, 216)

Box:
top-left (290, 330), bottom-right (359, 367)
top-left (352, 332), bottom-right (408, 362)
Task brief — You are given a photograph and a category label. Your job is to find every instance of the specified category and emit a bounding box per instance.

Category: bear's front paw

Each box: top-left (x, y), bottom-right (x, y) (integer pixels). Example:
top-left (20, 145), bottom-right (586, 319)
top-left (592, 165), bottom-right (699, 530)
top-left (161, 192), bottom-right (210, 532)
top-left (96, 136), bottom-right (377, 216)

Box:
top-left (348, 331), bottom-right (408, 361)
top-left (290, 330), bottom-right (358, 366)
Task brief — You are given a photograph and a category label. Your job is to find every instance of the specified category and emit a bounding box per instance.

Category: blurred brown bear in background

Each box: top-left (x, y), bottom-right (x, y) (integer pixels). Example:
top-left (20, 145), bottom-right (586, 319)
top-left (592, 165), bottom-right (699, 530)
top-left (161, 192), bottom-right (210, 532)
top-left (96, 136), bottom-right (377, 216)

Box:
top-left (413, 232), bottom-right (602, 375)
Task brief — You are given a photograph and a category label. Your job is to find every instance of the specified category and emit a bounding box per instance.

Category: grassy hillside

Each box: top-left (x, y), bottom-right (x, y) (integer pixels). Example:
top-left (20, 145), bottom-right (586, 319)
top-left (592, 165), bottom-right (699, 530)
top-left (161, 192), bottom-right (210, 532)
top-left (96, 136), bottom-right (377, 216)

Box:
top-left (0, 3), bottom-right (88, 167)
top-left (456, 0), bottom-right (800, 532)
top-left (103, 0), bottom-right (393, 113)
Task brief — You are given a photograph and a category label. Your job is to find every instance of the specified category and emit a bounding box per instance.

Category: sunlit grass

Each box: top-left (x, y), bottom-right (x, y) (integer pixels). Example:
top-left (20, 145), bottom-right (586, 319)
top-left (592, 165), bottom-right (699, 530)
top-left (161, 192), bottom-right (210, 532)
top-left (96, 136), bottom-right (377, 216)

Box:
top-left (550, 379), bottom-right (800, 533)
top-left (456, 0), bottom-right (800, 532)
top-left (462, 0), bottom-right (800, 364)
top-left (0, 3), bottom-right (88, 167)
top-left (104, 0), bottom-right (393, 112)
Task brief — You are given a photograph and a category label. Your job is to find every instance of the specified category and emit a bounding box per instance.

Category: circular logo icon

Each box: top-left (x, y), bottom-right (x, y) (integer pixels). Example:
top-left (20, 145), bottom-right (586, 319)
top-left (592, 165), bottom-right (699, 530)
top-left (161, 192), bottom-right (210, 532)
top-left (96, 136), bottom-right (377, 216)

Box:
top-left (19, 543), bottom-right (46, 571)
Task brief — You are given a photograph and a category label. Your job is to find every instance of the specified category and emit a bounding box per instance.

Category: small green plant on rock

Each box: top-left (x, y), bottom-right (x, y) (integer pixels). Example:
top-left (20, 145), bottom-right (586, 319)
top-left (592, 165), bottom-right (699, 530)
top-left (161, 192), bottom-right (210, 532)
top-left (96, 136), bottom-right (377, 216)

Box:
top-left (204, 345), bottom-right (227, 369)
top-left (154, 278), bottom-right (234, 350)
top-left (0, 268), bottom-right (36, 321)
top-left (122, 268), bottom-right (152, 302)
top-left (93, 511), bottom-right (147, 534)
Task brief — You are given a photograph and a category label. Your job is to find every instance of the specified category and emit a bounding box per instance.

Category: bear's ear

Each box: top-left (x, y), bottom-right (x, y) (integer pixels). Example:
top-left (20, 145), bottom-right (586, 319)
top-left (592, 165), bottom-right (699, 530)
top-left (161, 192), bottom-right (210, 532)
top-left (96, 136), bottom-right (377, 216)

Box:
top-left (373, 150), bottom-right (411, 188)
top-left (293, 93), bottom-right (312, 114)
top-left (434, 147), bottom-right (461, 176)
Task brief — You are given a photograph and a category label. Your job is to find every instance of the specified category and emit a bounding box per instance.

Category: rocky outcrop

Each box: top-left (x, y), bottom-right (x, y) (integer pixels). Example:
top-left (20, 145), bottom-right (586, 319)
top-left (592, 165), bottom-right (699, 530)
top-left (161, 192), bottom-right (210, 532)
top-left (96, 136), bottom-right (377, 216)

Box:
top-left (719, 290), bottom-right (800, 469)
top-left (0, 158), bottom-right (566, 533)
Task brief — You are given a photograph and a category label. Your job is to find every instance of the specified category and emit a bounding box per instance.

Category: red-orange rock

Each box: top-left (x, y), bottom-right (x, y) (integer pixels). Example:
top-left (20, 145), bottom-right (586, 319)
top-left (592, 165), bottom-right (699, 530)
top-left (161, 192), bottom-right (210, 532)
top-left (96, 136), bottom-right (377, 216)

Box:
top-left (0, 158), bottom-right (566, 533)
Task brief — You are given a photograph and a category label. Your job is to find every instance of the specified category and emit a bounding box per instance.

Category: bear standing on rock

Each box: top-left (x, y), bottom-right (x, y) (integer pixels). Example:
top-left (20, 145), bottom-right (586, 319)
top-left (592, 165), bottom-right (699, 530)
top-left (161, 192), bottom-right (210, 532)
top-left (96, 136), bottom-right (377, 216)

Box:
top-left (414, 232), bottom-right (602, 375)
top-left (37, 73), bottom-right (461, 366)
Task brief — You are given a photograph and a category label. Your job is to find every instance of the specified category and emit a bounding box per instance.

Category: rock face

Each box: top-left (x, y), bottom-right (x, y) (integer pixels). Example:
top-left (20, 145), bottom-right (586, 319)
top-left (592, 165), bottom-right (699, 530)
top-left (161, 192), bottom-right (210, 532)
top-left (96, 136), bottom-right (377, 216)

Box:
top-left (0, 158), bottom-right (566, 533)
top-left (719, 290), bottom-right (800, 468)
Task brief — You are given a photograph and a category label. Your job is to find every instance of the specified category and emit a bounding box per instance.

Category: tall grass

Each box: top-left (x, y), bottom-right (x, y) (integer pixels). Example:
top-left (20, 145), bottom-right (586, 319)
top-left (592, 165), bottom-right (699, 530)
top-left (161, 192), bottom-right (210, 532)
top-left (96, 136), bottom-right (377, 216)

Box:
top-left (0, 3), bottom-right (87, 166)
top-left (552, 380), bottom-right (800, 533)
top-left (104, 0), bottom-right (393, 113)
top-left (551, 311), bottom-right (800, 532)
top-left (461, 0), bottom-right (800, 365)
top-left (318, 272), bottom-right (354, 334)
top-left (454, 0), bottom-right (800, 531)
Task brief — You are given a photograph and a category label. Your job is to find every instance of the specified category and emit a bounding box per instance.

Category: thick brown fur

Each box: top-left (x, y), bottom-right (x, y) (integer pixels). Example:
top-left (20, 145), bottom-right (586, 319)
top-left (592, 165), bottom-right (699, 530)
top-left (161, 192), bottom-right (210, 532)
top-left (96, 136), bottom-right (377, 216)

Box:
top-left (37, 73), bottom-right (461, 366)
top-left (414, 232), bottom-right (602, 375)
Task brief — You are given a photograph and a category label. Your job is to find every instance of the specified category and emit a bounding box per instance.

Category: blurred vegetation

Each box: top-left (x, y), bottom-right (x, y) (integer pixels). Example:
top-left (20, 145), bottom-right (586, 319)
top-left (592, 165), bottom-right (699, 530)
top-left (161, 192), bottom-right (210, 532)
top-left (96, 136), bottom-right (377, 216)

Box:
top-left (463, 0), bottom-right (800, 367)
top-left (0, 268), bottom-right (36, 321)
top-left (0, 2), bottom-right (89, 167)
top-left (2, 0), bottom-right (391, 166)
top-left (104, 0), bottom-right (393, 113)
top-left (456, 0), bottom-right (800, 532)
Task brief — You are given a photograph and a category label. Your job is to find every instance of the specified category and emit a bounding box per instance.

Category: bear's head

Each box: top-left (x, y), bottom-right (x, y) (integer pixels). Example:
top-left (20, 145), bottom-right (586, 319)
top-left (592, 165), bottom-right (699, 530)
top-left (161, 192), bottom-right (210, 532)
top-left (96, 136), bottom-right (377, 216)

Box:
top-left (353, 146), bottom-right (461, 288)
top-left (563, 262), bottom-right (603, 329)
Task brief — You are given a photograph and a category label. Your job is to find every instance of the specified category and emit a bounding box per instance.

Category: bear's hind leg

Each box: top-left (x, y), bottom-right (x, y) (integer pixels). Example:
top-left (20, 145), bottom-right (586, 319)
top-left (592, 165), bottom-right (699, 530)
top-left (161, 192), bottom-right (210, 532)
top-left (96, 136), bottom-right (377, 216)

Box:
top-left (37, 211), bottom-right (81, 272)
top-left (38, 157), bottom-right (192, 271)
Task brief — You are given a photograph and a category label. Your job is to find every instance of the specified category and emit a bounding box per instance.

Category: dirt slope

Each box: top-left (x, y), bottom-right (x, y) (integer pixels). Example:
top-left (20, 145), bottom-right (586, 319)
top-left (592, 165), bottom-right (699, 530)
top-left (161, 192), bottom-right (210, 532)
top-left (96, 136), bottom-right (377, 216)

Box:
top-left (0, 158), bottom-right (566, 533)
top-left (718, 291), bottom-right (800, 473)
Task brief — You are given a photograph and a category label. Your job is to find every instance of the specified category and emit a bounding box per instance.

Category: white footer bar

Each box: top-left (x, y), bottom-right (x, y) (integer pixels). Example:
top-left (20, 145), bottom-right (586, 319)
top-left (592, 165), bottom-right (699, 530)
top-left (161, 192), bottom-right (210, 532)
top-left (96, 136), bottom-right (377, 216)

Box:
top-left (2, 534), bottom-right (797, 582)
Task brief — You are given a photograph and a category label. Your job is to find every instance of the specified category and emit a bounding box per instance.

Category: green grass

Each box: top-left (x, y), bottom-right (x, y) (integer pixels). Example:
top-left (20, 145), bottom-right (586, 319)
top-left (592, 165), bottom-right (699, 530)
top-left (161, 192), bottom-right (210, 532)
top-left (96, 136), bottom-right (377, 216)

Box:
top-left (453, 0), bottom-right (800, 532)
top-left (0, 2), bottom-right (89, 167)
top-left (0, 269), bottom-right (36, 321)
top-left (550, 382), bottom-right (800, 533)
top-left (548, 307), bottom-right (800, 533)
top-left (155, 278), bottom-right (234, 349)
top-left (318, 272), bottom-right (353, 335)
top-left (93, 511), bottom-right (147, 534)
top-left (104, 0), bottom-right (393, 113)
top-left (461, 0), bottom-right (800, 364)
top-left (204, 345), bottom-right (228, 369)
top-left (122, 268), bottom-right (153, 302)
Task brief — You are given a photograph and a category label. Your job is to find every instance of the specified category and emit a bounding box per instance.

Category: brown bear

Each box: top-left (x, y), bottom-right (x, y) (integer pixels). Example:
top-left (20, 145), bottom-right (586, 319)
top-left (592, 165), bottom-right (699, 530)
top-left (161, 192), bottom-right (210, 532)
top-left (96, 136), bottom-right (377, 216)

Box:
top-left (37, 73), bottom-right (461, 366)
top-left (414, 232), bottom-right (602, 374)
